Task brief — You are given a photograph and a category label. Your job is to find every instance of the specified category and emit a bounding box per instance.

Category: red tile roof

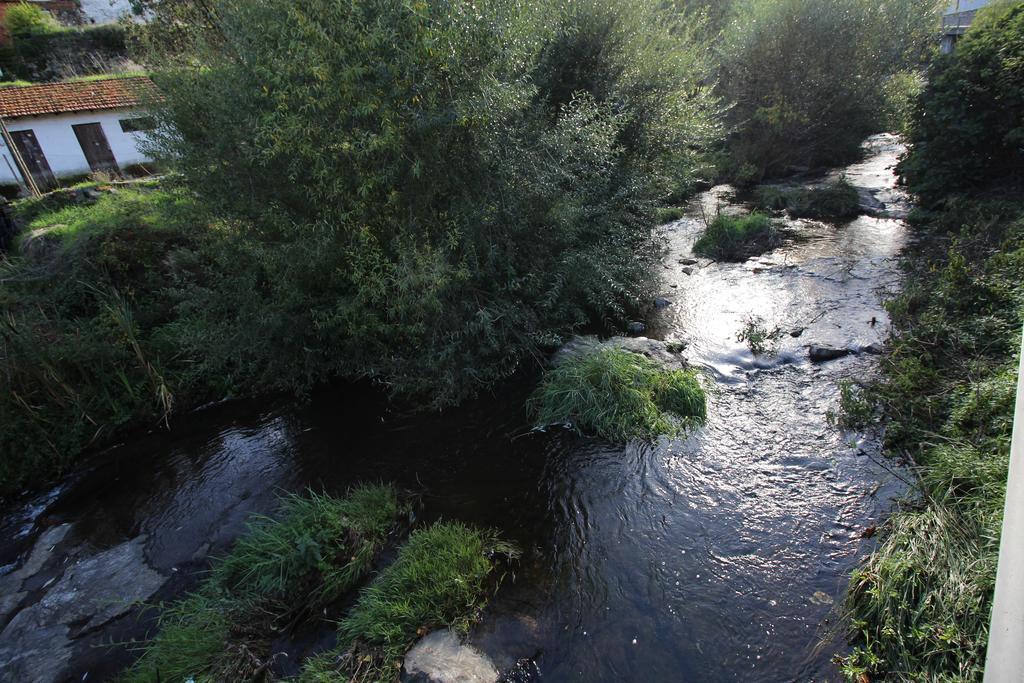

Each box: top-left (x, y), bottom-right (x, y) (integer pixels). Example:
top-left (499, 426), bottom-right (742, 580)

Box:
top-left (0, 77), bottom-right (157, 119)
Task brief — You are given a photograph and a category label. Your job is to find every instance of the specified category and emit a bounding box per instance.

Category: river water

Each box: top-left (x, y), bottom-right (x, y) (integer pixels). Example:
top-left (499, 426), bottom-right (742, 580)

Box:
top-left (0, 134), bottom-right (911, 682)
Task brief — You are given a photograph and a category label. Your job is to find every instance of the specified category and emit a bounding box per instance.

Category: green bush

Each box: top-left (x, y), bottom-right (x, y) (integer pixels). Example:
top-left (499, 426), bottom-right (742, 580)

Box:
top-left (300, 521), bottom-right (518, 683)
top-left (717, 0), bottom-right (937, 180)
top-left (4, 3), bottom-right (60, 37)
top-left (528, 346), bottom-right (706, 441)
top-left (898, 3), bottom-right (1024, 205)
top-left (655, 206), bottom-right (688, 223)
top-left (120, 486), bottom-right (405, 683)
top-left (138, 0), bottom-right (721, 406)
top-left (693, 212), bottom-right (777, 260)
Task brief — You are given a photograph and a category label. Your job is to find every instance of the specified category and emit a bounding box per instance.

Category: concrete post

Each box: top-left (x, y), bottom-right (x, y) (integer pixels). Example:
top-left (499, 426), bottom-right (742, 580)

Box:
top-left (984, 326), bottom-right (1024, 681)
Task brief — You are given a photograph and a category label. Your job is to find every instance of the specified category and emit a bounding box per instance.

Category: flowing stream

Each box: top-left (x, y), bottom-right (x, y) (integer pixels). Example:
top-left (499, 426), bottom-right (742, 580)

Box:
top-left (0, 134), bottom-right (911, 682)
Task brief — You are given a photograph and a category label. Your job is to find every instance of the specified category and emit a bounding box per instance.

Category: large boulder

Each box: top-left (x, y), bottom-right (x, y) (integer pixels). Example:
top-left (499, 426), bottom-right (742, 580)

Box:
top-left (401, 630), bottom-right (498, 683)
top-left (808, 345), bottom-right (853, 363)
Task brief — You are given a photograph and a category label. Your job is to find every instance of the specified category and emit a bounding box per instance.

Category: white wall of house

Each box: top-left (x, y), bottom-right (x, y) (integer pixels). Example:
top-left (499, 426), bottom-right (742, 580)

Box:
top-left (0, 108), bottom-right (152, 186)
top-left (78, 0), bottom-right (133, 23)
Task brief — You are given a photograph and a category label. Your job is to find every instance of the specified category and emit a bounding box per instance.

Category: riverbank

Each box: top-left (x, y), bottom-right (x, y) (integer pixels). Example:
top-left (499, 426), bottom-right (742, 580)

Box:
top-left (838, 6), bottom-right (1024, 677)
top-left (0, 187), bottom-right (234, 497)
top-left (838, 196), bottom-right (1023, 680)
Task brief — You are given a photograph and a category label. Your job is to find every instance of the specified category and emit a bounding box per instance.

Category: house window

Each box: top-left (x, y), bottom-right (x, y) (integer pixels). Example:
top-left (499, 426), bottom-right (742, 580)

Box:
top-left (119, 117), bottom-right (156, 133)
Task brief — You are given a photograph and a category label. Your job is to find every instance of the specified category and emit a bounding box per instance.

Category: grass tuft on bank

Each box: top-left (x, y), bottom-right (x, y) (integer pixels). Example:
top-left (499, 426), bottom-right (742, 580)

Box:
top-left (754, 179), bottom-right (861, 221)
top-left (119, 485), bottom-right (406, 683)
top-left (692, 212), bottom-right (778, 261)
top-left (529, 346), bottom-right (705, 442)
top-left (298, 521), bottom-right (518, 683)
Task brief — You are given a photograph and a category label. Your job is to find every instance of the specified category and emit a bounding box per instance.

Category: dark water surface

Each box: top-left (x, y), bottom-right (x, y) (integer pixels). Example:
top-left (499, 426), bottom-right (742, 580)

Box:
top-left (0, 135), bottom-right (912, 682)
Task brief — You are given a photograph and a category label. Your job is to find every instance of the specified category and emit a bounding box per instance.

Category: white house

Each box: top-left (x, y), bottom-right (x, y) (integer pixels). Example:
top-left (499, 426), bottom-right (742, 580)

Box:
top-left (941, 0), bottom-right (993, 53)
top-left (0, 76), bottom-right (156, 194)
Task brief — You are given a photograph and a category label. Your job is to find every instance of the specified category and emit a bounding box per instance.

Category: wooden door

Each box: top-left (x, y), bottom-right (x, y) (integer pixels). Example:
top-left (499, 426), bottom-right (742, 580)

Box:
top-left (72, 122), bottom-right (120, 175)
top-left (9, 129), bottom-right (56, 192)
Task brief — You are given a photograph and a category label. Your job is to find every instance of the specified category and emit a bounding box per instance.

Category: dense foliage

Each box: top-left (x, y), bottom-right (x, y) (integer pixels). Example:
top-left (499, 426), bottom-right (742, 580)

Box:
top-left (717, 0), bottom-right (938, 181)
top-left (0, 189), bottom-right (221, 495)
top-left (529, 346), bottom-right (706, 441)
top-left (4, 3), bottom-right (59, 37)
top-left (898, 2), bottom-right (1024, 205)
top-left (137, 0), bottom-right (721, 405)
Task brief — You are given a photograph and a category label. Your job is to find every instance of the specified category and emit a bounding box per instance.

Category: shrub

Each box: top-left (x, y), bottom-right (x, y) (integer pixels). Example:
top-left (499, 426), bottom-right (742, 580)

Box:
top-left (4, 3), bottom-right (60, 38)
top-left (120, 486), bottom-right (405, 683)
top-left (301, 521), bottom-right (518, 683)
top-left (656, 206), bottom-right (687, 223)
top-left (898, 3), bottom-right (1024, 205)
top-left (693, 212), bottom-right (777, 260)
top-left (718, 0), bottom-right (937, 180)
top-left (136, 0), bottom-right (721, 406)
top-left (528, 346), bottom-right (706, 441)
top-left (736, 314), bottom-right (783, 355)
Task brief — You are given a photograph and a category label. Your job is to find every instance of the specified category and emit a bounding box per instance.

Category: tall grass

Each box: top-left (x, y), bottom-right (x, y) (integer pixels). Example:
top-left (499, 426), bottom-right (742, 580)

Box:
top-left (0, 188), bottom-right (219, 497)
top-left (529, 346), bottom-right (706, 442)
top-left (120, 486), bottom-right (405, 683)
top-left (692, 212), bottom-right (778, 260)
top-left (299, 521), bottom-right (518, 683)
top-left (212, 486), bottom-right (406, 606)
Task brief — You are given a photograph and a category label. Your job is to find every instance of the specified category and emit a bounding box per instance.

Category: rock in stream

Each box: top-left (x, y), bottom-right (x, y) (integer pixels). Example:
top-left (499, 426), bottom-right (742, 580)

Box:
top-left (0, 532), bottom-right (166, 682)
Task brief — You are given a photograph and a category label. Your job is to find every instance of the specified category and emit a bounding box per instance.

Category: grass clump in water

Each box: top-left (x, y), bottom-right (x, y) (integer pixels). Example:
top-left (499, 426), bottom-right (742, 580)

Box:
top-left (120, 485), bottom-right (405, 683)
top-left (298, 521), bottom-right (518, 683)
top-left (212, 485), bottom-right (406, 607)
top-left (754, 179), bottom-right (861, 221)
top-left (655, 206), bottom-right (687, 223)
top-left (692, 212), bottom-right (778, 261)
top-left (529, 346), bottom-right (706, 442)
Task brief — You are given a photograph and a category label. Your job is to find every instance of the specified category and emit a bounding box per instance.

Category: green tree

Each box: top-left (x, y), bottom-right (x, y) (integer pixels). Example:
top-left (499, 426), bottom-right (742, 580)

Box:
top-left (718, 0), bottom-right (939, 181)
top-left (898, 2), bottom-right (1024, 205)
top-left (134, 0), bottom-right (721, 404)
